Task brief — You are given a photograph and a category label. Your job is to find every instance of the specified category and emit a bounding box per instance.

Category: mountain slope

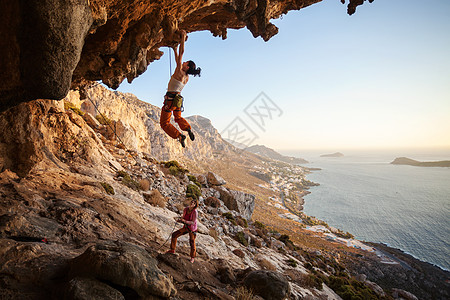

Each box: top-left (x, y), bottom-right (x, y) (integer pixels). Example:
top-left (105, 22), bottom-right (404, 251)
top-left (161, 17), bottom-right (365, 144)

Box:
top-left (245, 144), bottom-right (308, 164)
top-left (0, 88), bottom-right (447, 299)
top-left (68, 83), bottom-right (234, 164)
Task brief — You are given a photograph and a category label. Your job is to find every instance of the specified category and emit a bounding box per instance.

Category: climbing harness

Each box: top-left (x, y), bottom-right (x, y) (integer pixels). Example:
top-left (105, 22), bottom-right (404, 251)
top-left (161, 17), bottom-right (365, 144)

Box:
top-left (163, 92), bottom-right (184, 112)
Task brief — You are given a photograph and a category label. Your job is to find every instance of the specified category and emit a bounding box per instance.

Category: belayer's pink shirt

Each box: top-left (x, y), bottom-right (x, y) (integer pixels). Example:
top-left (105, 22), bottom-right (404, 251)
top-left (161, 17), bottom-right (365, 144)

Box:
top-left (183, 207), bottom-right (198, 232)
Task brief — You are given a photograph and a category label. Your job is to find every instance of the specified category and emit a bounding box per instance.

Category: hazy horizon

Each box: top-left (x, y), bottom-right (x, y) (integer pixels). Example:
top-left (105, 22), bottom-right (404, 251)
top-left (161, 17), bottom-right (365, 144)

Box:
top-left (278, 146), bottom-right (450, 160)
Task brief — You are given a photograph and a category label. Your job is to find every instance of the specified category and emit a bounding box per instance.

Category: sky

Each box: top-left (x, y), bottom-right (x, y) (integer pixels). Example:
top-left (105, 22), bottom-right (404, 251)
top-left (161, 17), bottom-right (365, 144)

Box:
top-left (116, 0), bottom-right (450, 152)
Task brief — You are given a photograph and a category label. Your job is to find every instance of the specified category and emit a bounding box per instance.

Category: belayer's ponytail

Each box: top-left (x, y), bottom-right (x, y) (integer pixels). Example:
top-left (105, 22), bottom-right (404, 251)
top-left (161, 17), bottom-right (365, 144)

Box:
top-left (187, 60), bottom-right (201, 77)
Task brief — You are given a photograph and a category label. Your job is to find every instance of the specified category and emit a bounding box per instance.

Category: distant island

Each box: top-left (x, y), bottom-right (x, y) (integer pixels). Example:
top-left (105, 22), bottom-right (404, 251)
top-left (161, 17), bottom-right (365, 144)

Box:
top-left (320, 152), bottom-right (344, 158)
top-left (391, 157), bottom-right (450, 167)
top-left (244, 144), bottom-right (308, 164)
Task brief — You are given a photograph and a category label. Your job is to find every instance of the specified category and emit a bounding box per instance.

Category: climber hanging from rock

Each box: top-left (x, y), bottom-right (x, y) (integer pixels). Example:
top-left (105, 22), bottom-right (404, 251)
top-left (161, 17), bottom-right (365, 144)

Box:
top-left (160, 30), bottom-right (201, 148)
top-left (166, 198), bottom-right (198, 263)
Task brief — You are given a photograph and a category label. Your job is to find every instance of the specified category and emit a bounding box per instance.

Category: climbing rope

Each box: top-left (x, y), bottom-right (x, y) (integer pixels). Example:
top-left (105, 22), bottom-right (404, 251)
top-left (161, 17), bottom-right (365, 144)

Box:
top-left (156, 219), bottom-right (178, 252)
top-left (86, 97), bottom-right (182, 255)
top-left (168, 46), bottom-right (172, 77)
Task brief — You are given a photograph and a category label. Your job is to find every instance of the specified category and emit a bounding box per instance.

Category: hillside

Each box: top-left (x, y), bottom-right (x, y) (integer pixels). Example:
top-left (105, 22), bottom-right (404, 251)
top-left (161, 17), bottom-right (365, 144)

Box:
top-left (320, 152), bottom-right (344, 158)
top-left (391, 157), bottom-right (450, 167)
top-left (0, 85), bottom-right (448, 299)
top-left (245, 145), bottom-right (308, 165)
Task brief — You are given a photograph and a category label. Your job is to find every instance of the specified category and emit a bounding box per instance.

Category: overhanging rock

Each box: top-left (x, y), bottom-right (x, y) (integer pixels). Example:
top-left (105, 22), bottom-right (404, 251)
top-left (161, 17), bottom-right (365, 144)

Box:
top-left (0, 0), bottom-right (373, 111)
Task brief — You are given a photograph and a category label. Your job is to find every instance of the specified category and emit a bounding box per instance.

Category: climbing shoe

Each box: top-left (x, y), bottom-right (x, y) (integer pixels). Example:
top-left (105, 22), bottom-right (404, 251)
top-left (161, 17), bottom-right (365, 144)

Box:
top-left (179, 134), bottom-right (186, 148)
top-left (187, 129), bottom-right (195, 141)
top-left (190, 257), bottom-right (195, 263)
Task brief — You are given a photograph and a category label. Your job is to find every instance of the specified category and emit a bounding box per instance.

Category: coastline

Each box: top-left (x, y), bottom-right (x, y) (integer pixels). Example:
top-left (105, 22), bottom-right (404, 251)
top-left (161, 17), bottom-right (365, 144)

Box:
top-left (299, 154), bottom-right (450, 272)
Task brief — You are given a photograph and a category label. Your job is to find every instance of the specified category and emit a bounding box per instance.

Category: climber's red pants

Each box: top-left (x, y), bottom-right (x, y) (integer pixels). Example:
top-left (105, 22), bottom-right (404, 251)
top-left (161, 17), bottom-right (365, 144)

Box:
top-left (170, 226), bottom-right (197, 258)
top-left (160, 96), bottom-right (191, 139)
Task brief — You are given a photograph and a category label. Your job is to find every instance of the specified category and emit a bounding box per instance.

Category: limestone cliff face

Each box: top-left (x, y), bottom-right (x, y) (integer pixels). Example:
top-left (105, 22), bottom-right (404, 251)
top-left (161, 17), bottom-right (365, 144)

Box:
top-left (0, 99), bottom-right (113, 177)
top-left (66, 83), bottom-right (234, 163)
top-left (0, 0), bottom-right (373, 111)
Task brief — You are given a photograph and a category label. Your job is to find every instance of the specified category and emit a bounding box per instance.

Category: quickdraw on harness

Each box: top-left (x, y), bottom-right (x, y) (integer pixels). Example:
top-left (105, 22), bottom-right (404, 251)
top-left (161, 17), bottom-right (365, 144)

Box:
top-left (164, 92), bottom-right (184, 112)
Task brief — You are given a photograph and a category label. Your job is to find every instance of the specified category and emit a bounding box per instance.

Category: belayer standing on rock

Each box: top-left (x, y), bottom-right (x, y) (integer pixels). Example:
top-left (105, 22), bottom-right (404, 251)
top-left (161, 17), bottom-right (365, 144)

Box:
top-left (166, 199), bottom-right (198, 263)
top-left (160, 30), bottom-right (201, 148)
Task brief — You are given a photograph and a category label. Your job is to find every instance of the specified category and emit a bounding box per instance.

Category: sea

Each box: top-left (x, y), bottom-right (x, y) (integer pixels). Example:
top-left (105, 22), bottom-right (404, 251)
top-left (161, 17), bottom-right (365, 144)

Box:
top-left (287, 148), bottom-right (450, 271)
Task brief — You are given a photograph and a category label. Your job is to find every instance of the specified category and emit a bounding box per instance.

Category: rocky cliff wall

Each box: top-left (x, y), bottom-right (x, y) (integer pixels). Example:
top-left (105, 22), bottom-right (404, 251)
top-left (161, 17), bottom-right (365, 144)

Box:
top-left (0, 0), bottom-right (374, 111)
top-left (64, 83), bottom-right (234, 163)
top-left (0, 82), bottom-right (446, 300)
top-left (0, 99), bottom-right (113, 177)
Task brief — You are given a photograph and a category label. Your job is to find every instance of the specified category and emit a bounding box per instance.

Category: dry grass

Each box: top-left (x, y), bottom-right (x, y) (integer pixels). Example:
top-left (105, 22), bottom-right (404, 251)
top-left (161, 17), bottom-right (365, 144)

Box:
top-left (143, 189), bottom-right (166, 208)
top-left (139, 178), bottom-right (151, 191)
top-left (257, 257), bottom-right (277, 271)
top-left (236, 286), bottom-right (255, 300)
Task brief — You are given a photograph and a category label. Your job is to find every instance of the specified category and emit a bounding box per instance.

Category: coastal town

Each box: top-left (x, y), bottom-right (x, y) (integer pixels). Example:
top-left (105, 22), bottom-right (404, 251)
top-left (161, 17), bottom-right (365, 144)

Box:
top-left (247, 156), bottom-right (425, 267)
top-left (249, 159), bottom-right (356, 240)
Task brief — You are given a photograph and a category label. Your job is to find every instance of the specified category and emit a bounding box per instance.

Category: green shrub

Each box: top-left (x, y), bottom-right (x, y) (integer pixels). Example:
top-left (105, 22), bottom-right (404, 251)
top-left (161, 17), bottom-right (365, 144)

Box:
top-left (308, 274), bottom-right (324, 290)
top-left (286, 258), bottom-right (298, 268)
top-left (162, 160), bottom-right (189, 176)
top-left (236, 216), bottom-right (248, 228)
top-left (327, 275), bottom-right (379, 300)
top-left (95, 114), bottom-right (112, 125)
top-left (116, 171), bottom-right (140, 191)
top-left (335, 229), bottom-right (354, 239)
top-left (222, 212), bottom-right (238, 226)
top-left (279, 234), bottom-right (297, 250)
top-left (186, 183), bottom-right (201, 200)
top-left (64, 101), bottom-right (84, 116)
top-left (100, 182), bottom-right (115, 195)
top-left (235, 231), bottom-right (248, 246)
top-left (187, 174), bottom-right (201, 187)
top-left (253, 220), bottom-right (265, 229)
top-left (168, 165), bottom-right (179, 176)
top-left (117, 170), bottom-right (128, 178)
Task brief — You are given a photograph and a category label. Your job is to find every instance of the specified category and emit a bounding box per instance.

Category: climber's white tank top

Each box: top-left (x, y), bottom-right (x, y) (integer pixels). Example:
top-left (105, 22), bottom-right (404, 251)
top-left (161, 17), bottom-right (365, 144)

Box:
top-left (167, 76), bottom-right (185, 93)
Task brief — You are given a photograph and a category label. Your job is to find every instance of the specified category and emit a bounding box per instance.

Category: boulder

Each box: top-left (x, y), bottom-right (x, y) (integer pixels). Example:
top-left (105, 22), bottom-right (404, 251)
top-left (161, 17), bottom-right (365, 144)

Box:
top-left (206, 172), bottom-right (226, 186)
top-left (233, 249), bottom-right (245, 258)
top-left (204, 196), bottom-right (221, 208)
top-left (355, 273), bottom-right (367, 282)
top-left (64, 277), bottom-right (125, 300)
top-left (66, 110), bottom-right (84, 128)
top-left (270, 238), bottom-right (286, 251)
top-left (365, 280), bottom-right (385, 297)
top-left (83, 112), bottom-right (100, 129)
top-left (215, 186), bottom-right (255, 220)
top-left (215, 259), bottom-right (236, 284)
top-left (68, 241), bottom-right (176, 298)
top-left (108, 160), bottom-right (123, 171)
top-left (243, 270), bottom-right (290, 300)
top-left (392, 288), bottom-right (418, 300)
top-left (196, 174), bottom-right (207, 186)
top-left (250, 234), bottom-right (263, 248)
